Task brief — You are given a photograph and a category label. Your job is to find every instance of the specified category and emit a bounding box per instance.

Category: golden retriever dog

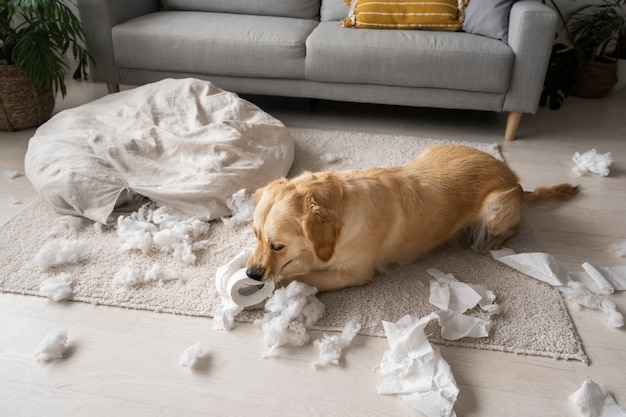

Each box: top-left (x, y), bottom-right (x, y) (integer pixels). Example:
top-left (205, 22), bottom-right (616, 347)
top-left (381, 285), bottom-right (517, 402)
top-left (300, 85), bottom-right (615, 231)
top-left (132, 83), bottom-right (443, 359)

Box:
top-left (246, 144), bottom-right (579, 292)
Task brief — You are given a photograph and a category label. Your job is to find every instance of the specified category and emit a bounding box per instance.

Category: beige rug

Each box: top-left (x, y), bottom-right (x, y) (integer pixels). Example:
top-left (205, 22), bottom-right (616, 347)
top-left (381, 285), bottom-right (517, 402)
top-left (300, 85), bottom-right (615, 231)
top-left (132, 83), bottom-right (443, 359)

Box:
top-left (0, 128), bottom-right (587, 362)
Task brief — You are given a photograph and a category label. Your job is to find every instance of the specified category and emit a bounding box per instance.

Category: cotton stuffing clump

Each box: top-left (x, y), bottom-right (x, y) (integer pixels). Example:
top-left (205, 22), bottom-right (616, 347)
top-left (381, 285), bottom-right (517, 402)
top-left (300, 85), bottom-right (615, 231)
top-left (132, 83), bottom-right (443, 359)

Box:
top-left (255, 281), bottom-right (325, 357)
top-left (313, 321), bottom-right (361, 367)
top-left (221, 189), bottom-right (256, 227)
top-left (116, 203), bottom-right (210, 264)
top-left (35, 329), bottom-right (69, 361)
top-left (39, 273), bottom-right (74, 301)
top-left (179, 341), bottom-right (204, 368)
top-left (34, 238), bottom-right (88, 269)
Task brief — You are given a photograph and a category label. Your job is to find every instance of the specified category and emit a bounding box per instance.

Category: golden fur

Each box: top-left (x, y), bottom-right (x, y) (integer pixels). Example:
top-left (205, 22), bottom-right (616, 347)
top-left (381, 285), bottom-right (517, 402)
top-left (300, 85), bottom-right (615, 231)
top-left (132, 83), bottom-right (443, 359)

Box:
top-left (246, 144), bottom-right (579, 292)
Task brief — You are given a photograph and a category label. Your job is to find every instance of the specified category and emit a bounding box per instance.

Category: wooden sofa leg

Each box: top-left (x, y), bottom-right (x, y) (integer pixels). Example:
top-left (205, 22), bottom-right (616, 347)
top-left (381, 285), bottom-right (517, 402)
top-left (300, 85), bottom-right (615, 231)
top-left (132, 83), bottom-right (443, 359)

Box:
top-left (107, 83), bottom-right (120, 94)
top-left (505, 112), bottom-right (522, 141)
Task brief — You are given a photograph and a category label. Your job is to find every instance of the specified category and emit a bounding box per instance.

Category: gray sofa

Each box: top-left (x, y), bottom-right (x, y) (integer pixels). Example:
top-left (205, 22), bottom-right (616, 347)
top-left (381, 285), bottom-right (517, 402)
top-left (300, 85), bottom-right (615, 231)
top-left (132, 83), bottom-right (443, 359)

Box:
top-left (77, 0), bottom-right (557, 140)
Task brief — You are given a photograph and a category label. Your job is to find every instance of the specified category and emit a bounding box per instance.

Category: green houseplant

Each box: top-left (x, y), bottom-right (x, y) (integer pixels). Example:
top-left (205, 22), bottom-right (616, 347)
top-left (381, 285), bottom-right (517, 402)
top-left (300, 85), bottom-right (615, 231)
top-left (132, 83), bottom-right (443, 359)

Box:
top-left (540, 0), bottom-right (625, 108)
top-left (567, 0), bottom-right (625, 97)
top-left (0, 0), bottom-right (89, 130)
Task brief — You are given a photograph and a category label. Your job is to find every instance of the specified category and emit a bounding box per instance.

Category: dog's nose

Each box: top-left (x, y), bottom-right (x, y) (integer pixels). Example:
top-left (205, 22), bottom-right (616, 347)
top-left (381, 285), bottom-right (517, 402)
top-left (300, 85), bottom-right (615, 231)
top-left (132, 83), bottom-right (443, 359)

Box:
top-left (246, 267), bottom-right (265, 281)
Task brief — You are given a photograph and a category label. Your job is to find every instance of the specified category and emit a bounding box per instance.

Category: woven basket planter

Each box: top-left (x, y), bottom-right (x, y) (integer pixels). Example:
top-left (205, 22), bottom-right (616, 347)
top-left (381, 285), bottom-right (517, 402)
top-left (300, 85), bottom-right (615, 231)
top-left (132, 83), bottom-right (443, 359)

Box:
top-left (0, 65), bottom-right (55, 131)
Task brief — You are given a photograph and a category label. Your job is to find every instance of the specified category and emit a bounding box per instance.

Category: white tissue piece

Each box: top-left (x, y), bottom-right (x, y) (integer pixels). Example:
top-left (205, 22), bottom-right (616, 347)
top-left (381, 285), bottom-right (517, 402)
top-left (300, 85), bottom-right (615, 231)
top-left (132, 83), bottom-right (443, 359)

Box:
top-left (179, 341), bottom-right (204, 368)
top-left (255, 281), bottom-right (325, 357)
top-left (572, 149), bottom-right (613, 177)
top-left (35, 329), bottom-right (68, 361)
top-left (221, 189), bottom-right (256, 227)
top-left (116, 203), bottom-right (210, 265)
top-left (611, 239), bottom-right (626, 258)
top-left (491, 248), bottom-right (571, 287)
top-left (582, 262), bottom-right (615, 294)
top-left (569, 378), bottom-right (626, 417)
top-left (213, 298), bottom-right (244, 331)
top-left (313, 321), bottom-right (361, 367)
top-left (595, 265), bottom-right (626, 291)
top-left (426, 268), bottom-right (497, 339)
top-left (39, 273), bottom-right (74, 301)
top-left (34, 238), bottom-right (89, 269)
top-left (377, 314), bottom-right (458, 417)
top-left (559, 281), bottom-right (624, 328)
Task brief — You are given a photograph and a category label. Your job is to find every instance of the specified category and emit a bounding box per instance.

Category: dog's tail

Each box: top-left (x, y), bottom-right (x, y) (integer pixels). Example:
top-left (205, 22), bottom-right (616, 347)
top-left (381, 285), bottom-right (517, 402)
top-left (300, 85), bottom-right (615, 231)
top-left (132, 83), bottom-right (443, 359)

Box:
top-left (524, 183), bottom-right (580, 204)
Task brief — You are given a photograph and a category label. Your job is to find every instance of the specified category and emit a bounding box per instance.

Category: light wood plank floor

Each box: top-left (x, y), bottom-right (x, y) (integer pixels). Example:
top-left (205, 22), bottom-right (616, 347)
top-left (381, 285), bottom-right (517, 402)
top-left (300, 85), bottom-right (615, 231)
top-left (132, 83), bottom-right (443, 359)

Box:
top-left (1, 79), bottom-right (625, 417)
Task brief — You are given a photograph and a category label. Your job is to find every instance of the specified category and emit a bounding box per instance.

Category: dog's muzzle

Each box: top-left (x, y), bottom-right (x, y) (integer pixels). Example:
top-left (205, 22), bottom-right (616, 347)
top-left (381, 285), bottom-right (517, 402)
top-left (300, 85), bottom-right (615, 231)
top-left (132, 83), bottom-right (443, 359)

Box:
top-left (246, 266), bottom-right (265, 281)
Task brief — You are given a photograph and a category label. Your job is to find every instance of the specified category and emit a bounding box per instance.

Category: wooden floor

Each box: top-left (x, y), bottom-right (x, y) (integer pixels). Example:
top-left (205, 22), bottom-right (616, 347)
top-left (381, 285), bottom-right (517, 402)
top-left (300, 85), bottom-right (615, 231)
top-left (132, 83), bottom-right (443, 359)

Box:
top-left (1, 79), bottom-right (625, 417)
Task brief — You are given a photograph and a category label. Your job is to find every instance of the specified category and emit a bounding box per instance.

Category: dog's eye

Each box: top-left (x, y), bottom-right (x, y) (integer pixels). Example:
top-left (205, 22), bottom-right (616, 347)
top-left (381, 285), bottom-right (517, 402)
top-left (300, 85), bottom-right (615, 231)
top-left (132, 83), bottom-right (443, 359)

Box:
top-left (270, 243), bottom-right (284, 251)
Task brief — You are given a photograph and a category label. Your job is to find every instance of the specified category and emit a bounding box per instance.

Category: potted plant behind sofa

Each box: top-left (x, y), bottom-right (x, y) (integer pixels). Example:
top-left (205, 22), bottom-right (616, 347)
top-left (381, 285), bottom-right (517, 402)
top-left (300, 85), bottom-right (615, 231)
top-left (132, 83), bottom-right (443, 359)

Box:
top-left (567, 0), bottom-right (625, 97)
top-left (0, 0), bottom-right (89, 131)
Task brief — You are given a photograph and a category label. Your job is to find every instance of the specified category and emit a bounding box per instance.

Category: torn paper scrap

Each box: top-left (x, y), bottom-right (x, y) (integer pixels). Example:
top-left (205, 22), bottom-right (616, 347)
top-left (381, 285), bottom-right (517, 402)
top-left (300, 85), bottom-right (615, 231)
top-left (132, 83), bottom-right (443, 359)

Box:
top-left (313, 321), bottom-right (361, 367)
top-left (35, 329), bottom-right (68, 361)
top-left (611, 239), bottom-right (626, 258)
top-left (426, 268), bottom-right (496, 339)
top-left (179, 341), bottom-right (204, 368)
top-left (34, 239), bottom-right (89, 269)
top-left (433, 310), bottom-right (492, 340)
top-left (377, 313), bottom-right (458, 417)
top-left (39, 273), bottom-right (74, 301)
top-left (569, 377), bottom-right (626, 417)
top-left (582, 262), bottom-right (615, 294)
top-left (572, 149), bottom-right (613, 177)
top-left (559, 281), bottom-right (624, 328)
top-left (212, 298), bottom-right (244, 331)
top-left (491, 248), bottom-right (570, 287)
top-left (595, 265), bottom-right (626, 291)
top-left (254, 281), bottom-right (325, 357)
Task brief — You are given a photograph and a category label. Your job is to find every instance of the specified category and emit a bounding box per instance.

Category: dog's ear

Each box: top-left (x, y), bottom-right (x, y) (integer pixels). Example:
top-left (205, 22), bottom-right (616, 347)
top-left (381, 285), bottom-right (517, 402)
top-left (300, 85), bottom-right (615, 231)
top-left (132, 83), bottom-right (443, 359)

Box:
top-left (300, 173), bottom-right (344, 262)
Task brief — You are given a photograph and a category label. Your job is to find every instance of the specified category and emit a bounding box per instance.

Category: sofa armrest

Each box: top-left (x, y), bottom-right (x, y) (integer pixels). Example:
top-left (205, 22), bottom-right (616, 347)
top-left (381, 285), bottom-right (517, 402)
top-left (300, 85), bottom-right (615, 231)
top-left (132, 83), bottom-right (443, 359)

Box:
top-left (77, 0), bottom-right (161, 84)
top-left (503, 1), bottom-right (557, 114)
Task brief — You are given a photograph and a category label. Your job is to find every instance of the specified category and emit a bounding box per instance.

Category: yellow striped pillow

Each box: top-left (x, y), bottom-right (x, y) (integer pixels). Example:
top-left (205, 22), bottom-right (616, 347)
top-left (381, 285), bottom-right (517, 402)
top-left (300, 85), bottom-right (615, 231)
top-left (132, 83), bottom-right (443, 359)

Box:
top-left (341, 0), bottom-right (468, 30)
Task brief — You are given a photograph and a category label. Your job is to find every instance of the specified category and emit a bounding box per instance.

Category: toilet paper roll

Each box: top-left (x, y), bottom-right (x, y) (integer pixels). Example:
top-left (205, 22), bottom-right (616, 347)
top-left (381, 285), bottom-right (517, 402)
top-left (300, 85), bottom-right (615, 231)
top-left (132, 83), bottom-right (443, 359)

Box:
top-left (226, 268), bottom-right (275, 307)
top-left (582, 262), bottom-right (614, 294)
top-left (215, 248), bottom-right (275, 307)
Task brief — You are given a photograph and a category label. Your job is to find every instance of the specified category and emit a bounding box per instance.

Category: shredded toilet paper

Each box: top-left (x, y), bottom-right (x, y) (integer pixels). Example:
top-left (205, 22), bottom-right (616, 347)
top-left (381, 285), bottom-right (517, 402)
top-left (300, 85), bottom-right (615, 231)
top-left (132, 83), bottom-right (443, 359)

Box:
top-left (377, 314), bottom-right (458, 417)
top-left (572, 149), bottom-right (613, 177)
top-left (255, 281), bottom-right (325, 357)
top-left (427, 268), bottom-right (497, 340)
top-left (35, 329), bottom-right (68, 361)
top-left (569, 378), bottom-right (626, 417)
top-left (491, 248), bottom-right (570, 286)
top-left (313, 321), bottom-right (361, 367)
top-left (559, 281), bottom-right (624, 328)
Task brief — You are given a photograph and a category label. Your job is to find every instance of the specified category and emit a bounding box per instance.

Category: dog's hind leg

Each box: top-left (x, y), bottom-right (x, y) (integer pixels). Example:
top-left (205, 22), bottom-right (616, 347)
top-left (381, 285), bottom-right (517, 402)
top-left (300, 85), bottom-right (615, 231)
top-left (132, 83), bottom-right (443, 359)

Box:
top-left (471, 186), bottom-right (524, 253)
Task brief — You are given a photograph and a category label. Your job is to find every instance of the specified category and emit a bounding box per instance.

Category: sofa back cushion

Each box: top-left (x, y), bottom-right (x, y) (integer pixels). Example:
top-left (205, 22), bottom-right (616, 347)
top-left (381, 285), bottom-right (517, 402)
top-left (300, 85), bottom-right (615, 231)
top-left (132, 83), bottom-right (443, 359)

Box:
top-left (320, 0), bottom-right (349, 21)
top-left (161, 0), bottom-right (321, 20)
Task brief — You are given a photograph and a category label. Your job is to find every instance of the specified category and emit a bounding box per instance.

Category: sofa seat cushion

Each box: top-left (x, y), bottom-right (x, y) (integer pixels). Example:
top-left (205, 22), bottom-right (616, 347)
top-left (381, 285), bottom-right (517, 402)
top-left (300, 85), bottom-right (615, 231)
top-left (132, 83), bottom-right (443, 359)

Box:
top-left (305, 22), bottom-right (514, 93)
top-left (112, 12), bottom-right (318, 79)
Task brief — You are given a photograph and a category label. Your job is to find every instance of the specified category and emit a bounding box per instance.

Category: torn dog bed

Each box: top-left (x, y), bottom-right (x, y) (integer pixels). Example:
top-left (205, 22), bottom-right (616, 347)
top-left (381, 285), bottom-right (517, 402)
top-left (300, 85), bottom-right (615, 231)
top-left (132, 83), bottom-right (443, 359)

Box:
top-left (25, 78), bottom-right (294, 224)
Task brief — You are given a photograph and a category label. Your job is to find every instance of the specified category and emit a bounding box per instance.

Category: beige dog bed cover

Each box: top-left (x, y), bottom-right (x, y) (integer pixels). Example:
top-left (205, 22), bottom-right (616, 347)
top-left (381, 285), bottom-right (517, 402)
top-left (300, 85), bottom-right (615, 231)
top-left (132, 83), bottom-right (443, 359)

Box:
top-left (25, 79), bottom-right (294, 223)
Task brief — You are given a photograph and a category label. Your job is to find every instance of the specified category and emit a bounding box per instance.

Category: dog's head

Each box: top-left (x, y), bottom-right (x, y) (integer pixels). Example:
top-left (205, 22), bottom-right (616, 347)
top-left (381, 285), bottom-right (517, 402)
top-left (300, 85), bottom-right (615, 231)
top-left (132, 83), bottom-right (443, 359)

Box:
top-left (246, 172), bottom-right (344, 283)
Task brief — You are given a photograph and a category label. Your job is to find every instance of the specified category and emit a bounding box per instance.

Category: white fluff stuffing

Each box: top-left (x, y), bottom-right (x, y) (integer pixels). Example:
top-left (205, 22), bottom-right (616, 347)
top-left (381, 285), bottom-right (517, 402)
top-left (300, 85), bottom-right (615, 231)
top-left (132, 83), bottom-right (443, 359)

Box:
top-left (113, 263), bottom-right (180, 288)
top-left (3, 168), bottom-right (21, 179)
top-left (611, 239), bottom-right (626, 258)
top-left (116, 203), bottom-right (210, 264)
top-left (559, 281), bottom-right (624, 328)
top-left (255, 281), bottom-right (325, 357)
top-left (179, 341), bottom-right (204, 368)
top-left (34, 238), bottom-right (88, 269)
top-left (320, 153), bottom-right (342, 164)
top-left (221, 189), bottom-right (256, 227)
top-left (39, 273), bottom-right (74, 301)
top-left (572, 149), bottom-right (613, 177)
top-left (35, 329), bottom-right (68, 361)
top-left (113, 265), bottom-right (143, 287)
top-left (8, 196), bottom-right (21, 205)
top-left (313, 321), bottom-right (361, 367)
